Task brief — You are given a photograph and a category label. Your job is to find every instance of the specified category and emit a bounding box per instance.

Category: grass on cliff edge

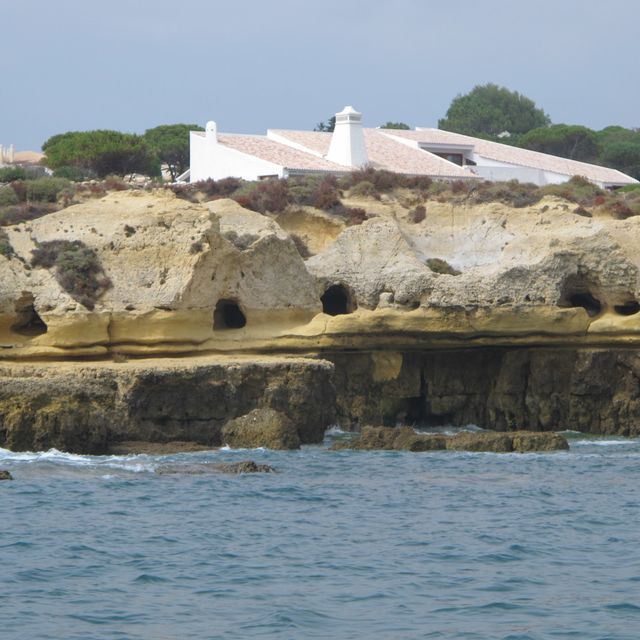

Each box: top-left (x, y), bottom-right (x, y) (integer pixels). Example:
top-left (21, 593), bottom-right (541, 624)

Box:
top-left (1, 171), bottom-right (638, 231)
top-left (174, 172), bottom-right (640, 220)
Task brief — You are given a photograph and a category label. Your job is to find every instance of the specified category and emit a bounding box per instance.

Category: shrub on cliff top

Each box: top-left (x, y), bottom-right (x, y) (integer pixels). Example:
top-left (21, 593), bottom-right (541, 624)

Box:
top-left (26, 177), bottom-right (71, 203)
top-left (0, 186), bottom-right (19, 208)
top-left (0, 166), bottom-right (27, 183)
top-left (233, 178), bottom-right (289, 214)
top-left (31, 240), bottom-right (111, 310)
top-left (427, 257), bottom-right (461, 276)
top-left (0, 203), bottom-right (57, 226)
top-left (539, 175), bottom-right (604, 206)
top-left (468, 180), bottom-right (541, 208)
top-left (0, 229), bottom-right (13, 258)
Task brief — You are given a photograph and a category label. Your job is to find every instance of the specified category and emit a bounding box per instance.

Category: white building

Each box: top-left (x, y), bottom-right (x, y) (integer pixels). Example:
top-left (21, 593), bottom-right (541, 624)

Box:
top-left (186, 106), bottom-right (638, 189)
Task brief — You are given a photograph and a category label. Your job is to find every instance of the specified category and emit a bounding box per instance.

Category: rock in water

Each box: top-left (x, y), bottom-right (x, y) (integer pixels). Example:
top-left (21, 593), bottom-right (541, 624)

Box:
top-left (446, 431), bottom-right (515, 452)
top-left (221, 407), bottom-right (301, 450)
top-left (334, 426), bottom-right (569, 453)
top-left (156, 461), bottom-right (276, 475)
top-left (0, 470), bottom-right (13, 480)
top-left (214, 461), bottom-right (276, 474)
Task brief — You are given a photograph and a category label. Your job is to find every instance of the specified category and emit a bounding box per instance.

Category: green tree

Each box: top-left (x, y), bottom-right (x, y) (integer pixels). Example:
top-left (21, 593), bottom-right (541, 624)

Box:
top-left (518, 124), bottom-right (599, 161)
top-left (599, 141), bottom-right (640, 180)
top-left (379, 121), bottom-right (410, 130)
top-left (438, 83), bottom-right (550, 138)
top-left (314, 116), bottom-right (336, 132)
top-left (42, 130), bottom-right (160, 178)
top-left (144, 123), bottom-right (203, 181)
top-left (595, 127), bottom-right (640, 179)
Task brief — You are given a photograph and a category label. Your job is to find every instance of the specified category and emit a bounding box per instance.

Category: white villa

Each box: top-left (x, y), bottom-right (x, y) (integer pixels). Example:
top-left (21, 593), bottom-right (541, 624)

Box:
top-left (186, 106), bottom-right (637, 189)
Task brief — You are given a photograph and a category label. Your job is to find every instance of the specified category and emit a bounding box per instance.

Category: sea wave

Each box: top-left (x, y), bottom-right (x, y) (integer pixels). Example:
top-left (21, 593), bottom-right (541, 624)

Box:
top-left (570, 439), bottom-right (640, 447)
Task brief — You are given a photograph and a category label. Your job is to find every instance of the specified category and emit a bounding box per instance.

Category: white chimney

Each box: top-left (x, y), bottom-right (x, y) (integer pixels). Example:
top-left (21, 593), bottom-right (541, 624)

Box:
top-left (326, 106), bottom-right (368, 167)
top-left (205, 121), bottom-right (218, 142)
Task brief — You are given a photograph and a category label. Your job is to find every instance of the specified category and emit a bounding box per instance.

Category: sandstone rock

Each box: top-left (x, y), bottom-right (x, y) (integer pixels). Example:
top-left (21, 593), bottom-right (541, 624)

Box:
top-left (156, 460), bottom-right (276, 475)
top-left (0, 357), bottom-right (335, 454)
top-left (446, 431), bottom-right (514, 452)
top-left (0, 396), bottom-right (110, 454)
top-left (511, 431), bottom-right (570, 452)
top-left (221, 407), bottom-right (300, 450)
top-left (333, 426), bottom-right (568, 453)
top-left (0, 470), bottom-right (13, 480)
top-left (331, 426), bottom-right (447, 451)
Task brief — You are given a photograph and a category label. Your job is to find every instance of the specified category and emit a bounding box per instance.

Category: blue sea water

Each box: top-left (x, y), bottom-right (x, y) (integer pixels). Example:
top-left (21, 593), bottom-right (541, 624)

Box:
top-left (2, 431), bottom-right (640, 640)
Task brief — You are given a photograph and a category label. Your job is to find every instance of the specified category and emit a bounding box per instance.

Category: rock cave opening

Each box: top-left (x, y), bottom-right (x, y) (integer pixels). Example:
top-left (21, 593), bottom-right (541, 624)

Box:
top-left (559, 276), bottom-right (603, 317)
top-left (614, 301), bottom-right (640, 316)
top-left (11, 293), bottom-right (48, 337)
top-left (321, 284), bottom-right (355, 316)
top-left (214, 299), bottom-right (246, 330)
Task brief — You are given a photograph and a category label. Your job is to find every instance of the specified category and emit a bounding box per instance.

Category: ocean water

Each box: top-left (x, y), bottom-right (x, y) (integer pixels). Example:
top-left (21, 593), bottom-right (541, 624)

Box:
top-left (2, 432), bottom-right (640, 640)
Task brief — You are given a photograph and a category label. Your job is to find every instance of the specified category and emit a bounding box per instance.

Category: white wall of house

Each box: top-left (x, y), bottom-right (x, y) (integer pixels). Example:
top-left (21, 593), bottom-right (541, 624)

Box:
top-left (190, 130), bottom-right (284, 182)
top-left (469, 154), bottom-right (573, 186)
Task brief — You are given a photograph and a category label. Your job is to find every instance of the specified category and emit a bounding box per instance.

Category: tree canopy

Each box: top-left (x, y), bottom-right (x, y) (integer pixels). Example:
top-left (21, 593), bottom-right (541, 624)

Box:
top-left (518, 124), bottom-right (599, 161)
top-left (314, 116), bottom-right (336, 132)
top-left (144, 124), bottom-right (203, 181)
top-left (438, 83), bottom-right (550, 138)
top-left (379, 122), bottom-right (410, 130)
top-left (42, 130), bottom-right (159, 178)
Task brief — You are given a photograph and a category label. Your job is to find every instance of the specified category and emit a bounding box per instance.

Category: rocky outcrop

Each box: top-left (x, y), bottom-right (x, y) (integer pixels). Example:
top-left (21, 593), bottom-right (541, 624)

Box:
top-left (155, 461), bottom-right (276, 475)
top-left (0, 470), bottom-right (13, 480)
top-left (221, 407), bottom-right (300, 450)
top-left (0, 356), bottom-right (335, 454)
top-left (332, 426), bottom-right (569, 453)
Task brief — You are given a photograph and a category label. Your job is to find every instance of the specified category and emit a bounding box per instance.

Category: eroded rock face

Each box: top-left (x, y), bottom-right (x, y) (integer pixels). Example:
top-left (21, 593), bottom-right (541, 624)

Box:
top-left (328, 349), bottom-right (640, 436)
top-left (0, 357), bottom-right (335, 454)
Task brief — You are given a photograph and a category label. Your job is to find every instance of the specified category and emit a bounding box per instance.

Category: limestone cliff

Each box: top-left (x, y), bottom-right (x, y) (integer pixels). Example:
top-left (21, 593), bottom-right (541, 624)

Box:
top-left (2, 187), bottom-right (640, 450)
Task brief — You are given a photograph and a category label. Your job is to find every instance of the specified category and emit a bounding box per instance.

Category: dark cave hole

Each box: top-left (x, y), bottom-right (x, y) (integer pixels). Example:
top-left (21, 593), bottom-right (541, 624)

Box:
top-left (11, 304), bottom-right (48, 336)
top-left (214, 299), bottom-right (246, 330)
top-left (614, 301), bottom-right (640, 316)
top-left (321, 284), bottom-right (354, 316)
top-left (565, 292), bottom-right (602, 317)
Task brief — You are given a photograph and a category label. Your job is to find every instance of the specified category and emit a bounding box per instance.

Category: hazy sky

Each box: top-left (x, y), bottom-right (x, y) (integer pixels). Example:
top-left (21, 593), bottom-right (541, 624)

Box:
top-left (3, 0), bottom-right (639, 150)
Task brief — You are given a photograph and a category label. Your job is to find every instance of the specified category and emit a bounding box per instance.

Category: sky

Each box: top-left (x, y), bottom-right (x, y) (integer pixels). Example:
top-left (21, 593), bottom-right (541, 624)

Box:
top-left (2, 0), bottom-right (639, 151)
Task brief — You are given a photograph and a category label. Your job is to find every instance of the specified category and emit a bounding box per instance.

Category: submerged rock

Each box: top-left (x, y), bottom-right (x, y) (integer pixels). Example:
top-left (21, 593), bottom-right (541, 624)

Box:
top-left (156, 460), bottom-right (276, 475)
top-left (221, 407), bottom-right (301, 450)
top-left (0, 470), bottom-right (13, 480)
top-left (333, 426), bottom-right (569, 453)
top-left (108, 441), bottom-right (213, 455)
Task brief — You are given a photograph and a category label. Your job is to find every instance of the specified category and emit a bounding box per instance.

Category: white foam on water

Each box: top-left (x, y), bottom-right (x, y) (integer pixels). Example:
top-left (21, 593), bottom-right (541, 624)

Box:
top-left (0, 447), bottom-right (95, 464)
top-left (0, 447), bottom-right (159, 473)
top-left (572, 439), bottom-right (639, 447)
top-left (324, 425), bottom-right (350, 436)
top-left (220, 445), bottom-right (266, 452)
top-left (415, 423), bottom-right (485, 436)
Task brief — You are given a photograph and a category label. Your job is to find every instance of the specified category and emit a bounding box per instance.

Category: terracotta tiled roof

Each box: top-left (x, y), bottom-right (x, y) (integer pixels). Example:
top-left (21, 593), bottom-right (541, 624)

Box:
top-left (217, 134), bottom-right (347, 172)
top-left (268, 129), bottom-right (475, 178)
top-left (388, 129), bottom-right (637, 185)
